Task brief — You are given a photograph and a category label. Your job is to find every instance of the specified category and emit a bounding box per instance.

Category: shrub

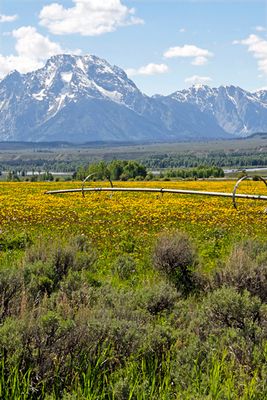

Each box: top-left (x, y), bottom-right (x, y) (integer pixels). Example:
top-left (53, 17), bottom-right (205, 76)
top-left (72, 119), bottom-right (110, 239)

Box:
top-left (200, 287), bottom-right (265, 332)
top-left (25, 235), bottom-right (96, 266)
top-left (0, 268), bottom-right (24, 321)
top-left (0, 232), bottom-right (32, 251)
top-left (152, 231), bottom-right (197, 294)
top-left (72, 234), bottom-right (93, 253)
top-left (143, 282), bottom-right (179, 315)
top-left (53, 246), bottom-right (75, 283)
top-left (23, 235), bottom-right (97, 304)
top-left (59, 270), bottom-right (83, 298)
top-left (134, 175), bottom-right (144, 181)
top-left (112, 255), bottom-right (136, 280)
top-left (119, 233), bottom-right (136, 253)
top-left (212, 240), bottom-right (267, 302)
top-left (194, 287), bottom-right (267, 369)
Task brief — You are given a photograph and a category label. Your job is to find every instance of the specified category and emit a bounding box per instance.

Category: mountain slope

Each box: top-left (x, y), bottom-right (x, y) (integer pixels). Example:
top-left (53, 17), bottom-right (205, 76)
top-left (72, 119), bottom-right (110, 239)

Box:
top-left (0, 54), bottom-right (158, 142)
top-left (0, 54), bottom-right (266, 142)
top-left (168, 85), bottom-right (267, 136)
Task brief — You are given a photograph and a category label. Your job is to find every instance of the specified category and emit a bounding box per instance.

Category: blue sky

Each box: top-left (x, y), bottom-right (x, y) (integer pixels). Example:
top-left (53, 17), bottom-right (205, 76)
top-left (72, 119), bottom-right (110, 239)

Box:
top-left (0, 0), bottom-right (267, 95)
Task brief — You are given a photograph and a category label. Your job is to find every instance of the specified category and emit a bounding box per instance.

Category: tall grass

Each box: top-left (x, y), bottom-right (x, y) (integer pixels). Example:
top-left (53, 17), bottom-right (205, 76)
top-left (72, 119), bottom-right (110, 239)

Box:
top-left (1, 348), bottom-right (267, 399)
top-left (0, 359), bottom-right (32, 400)
top-left (1, 234), bottom-right (267, 399)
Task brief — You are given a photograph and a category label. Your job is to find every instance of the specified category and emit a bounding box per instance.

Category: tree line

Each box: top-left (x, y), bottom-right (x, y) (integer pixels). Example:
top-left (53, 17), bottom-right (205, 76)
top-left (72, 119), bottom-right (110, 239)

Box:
top-left (143, 152), bottom-right (267, 169)
top-left (164, 166), bottom-right (224, 179)
top-left (74, 160), bottom-right (150, 181)
top-left (74, 161), bottom-right (224, 181)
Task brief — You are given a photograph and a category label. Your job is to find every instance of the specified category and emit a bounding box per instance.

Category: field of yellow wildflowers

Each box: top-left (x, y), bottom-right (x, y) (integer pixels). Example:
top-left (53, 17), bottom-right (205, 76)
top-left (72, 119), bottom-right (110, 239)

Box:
top-left (0, 180), bottom-right (266, 263)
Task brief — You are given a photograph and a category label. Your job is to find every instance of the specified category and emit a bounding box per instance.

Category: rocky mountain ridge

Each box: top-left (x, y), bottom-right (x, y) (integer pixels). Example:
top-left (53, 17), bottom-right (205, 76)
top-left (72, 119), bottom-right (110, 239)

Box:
top-left (0, 54), bottom-right (266, 142)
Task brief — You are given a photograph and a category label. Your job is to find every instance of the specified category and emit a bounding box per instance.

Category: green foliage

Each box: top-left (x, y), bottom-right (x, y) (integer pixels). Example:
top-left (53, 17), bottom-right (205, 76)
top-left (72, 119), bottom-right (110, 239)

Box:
top-left (142, 281), bottom-right (179, 316)
top-left (164, 166), bottom-right (225, 179)
top-left (0, 268), bottom-right (23, 321)
top-left (212, 240), bottom-right (267, 302)
top-left (0, 232), bottom-right (31, 251)
top-left (76, 160), bottom-right (148, 181)
top-left (41, 171), bottom-right (54, 181)
top-left (6, 170), bottom-right (21, 182)
top-left (143, 150), bottom-right (267, 169)
top-left (112, 255), bottom-right (137, 280)
top-left (199, 287), bottom-right (265, 333)
top-left (1, 232), bottom-right (267, 398)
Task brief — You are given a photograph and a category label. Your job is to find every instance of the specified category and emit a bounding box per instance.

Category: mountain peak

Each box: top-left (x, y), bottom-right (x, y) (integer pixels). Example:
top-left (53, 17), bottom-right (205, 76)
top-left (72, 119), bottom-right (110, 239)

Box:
top-left (169, 84), bottom-right (267, 135)
top-left (0, 54), bottom-right (266, 142)
top-left (191, 84), bottom-right (210, 90)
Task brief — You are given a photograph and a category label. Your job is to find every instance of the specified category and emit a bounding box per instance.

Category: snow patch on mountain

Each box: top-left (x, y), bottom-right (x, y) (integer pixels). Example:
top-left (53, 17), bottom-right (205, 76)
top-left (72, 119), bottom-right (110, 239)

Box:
top-left (168, 84), bottom-right (267, 135)
top-left (61, 72), bottom-right (73, 83)
top-left (0, 54), bottom-right (266, 142)
top-left (32, 89), bottom-right (46, 101)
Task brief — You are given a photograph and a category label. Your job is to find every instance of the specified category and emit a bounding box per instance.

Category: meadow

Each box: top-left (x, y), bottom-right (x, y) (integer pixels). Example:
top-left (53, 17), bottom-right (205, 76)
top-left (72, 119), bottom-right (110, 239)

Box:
top-left (0, 180), bottom-right (267, 399)
top-left (1, 180), bottom-right (267, 258)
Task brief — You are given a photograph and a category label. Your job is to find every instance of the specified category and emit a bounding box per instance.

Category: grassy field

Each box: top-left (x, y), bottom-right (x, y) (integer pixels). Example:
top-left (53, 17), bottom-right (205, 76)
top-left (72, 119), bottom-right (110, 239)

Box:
top-left (0, 180), bottom-right (267, 399)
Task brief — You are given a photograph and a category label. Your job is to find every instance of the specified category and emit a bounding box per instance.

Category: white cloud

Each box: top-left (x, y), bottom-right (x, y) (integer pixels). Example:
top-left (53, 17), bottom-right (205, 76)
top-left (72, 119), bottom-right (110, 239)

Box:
top-left (179, 28), bottom-right (186, 33)
top-left (13, 26), bottom-right (64, 60)
top-left (0, 26), bottom-right (74, 78)
top-left (126, 63), bottom-right (169, 76)
top-left (0, 14), bottom-right (18, 23)
top-left (185, 75), bottom-right (212, 86)
top-left (192, 56), bottom-right (208, 66)
top-left (234, 34), bottom-right (267, 75)
top-left (0, 55), bottom-right (41, 78)
top-left (39, 0), bottom-right (144, 36)
top-left (255, 26), bottom-right (266, 32)
top-left (163, 44), bottom-right (213, 65)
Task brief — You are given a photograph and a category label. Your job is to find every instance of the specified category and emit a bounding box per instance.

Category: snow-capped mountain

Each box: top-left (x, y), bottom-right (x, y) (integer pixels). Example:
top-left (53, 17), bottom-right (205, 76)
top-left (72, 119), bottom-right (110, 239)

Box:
top-left (168, 85), bottom-right (267, 136)
top-left (0, 54), bottom-right (266, 142)
top-left (0, 54), bottom-right (155, 142)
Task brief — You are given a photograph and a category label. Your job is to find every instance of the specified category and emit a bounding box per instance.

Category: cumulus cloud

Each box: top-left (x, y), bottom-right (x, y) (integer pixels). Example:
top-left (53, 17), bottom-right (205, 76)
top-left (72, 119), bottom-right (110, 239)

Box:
top-left (164, 44), bottom-right (213, 65)
top-left (126, 63), bottom-right (169, 76)
top-left (0, 26), bottom-right (73, 78)
top-left (185, 75), bottom-right (212, 86)
top-left (192, 56), bottom-right (209, 66)
top-left (13, 26), bottom-right (64, 60)
top-left (0, 14), bottom-right (18, 23)
top-left (234, 34), bottom-right (267, 75)
top-left (255, 26), bottom-right (266, 32)
top-left (39, 0), bottom-right (144, 36)
top-left (0, 54), bottom-right (40, 78)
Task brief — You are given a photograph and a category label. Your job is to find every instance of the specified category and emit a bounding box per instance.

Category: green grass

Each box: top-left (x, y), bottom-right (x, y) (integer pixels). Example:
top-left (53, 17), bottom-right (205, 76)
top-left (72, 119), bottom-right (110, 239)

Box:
top-left (0, 231), bottom-right (267, 399)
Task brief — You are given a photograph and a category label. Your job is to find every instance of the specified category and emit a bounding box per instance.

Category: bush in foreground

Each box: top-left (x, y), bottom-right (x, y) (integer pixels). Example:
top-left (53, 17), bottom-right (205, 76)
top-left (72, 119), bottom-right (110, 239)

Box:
top-left (152, 230), bottom-right (199, 294)
top-left (212, 240), bottom-right (267, 302)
